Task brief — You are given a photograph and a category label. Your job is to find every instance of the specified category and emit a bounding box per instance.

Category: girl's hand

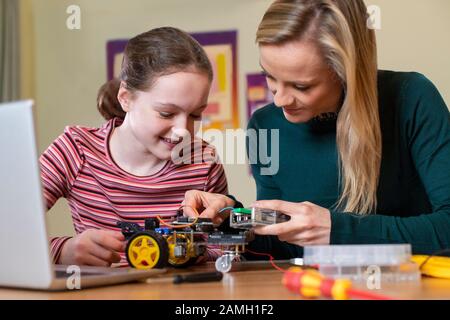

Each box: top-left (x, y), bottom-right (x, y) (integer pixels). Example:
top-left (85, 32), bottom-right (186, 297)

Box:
top-left (252, 200), bottom-right (331, 246)
top-left (183, 190), bottom-right (235, 225)
top-left (59, 229), bottom-right (126, 266)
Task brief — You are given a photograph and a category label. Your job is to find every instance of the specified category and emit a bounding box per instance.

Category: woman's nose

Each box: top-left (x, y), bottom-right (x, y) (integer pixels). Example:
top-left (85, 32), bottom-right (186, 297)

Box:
top-left (273, 87), bottom-right (294, 108)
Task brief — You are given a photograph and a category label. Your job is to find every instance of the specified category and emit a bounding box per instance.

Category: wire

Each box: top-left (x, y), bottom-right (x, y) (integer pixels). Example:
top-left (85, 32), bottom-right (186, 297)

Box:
top-left (419, 248), bottom-right (450, 270)
top-left (156, 205), bottom-right (199, 229)
top-left (219, 207), bottom-right (235, 215)
top-left (245, 249), bottom-right (287, 272)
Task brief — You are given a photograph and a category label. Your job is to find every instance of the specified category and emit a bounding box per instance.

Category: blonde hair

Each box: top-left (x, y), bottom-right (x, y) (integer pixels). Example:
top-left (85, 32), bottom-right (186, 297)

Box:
top-left (257, 0), bottom-right (381, 214)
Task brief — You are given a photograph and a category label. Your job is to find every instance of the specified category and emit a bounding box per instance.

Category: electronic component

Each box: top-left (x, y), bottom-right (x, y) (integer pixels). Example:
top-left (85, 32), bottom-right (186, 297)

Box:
top-left (230, 207), bottom-right (290, 229)
top-left (208, 231), bottom-right (249, 245)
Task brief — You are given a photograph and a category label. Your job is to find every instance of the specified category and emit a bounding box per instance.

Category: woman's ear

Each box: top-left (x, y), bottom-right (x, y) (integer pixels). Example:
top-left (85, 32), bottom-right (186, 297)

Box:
top-left (117, 81), bottom-right (132, 112)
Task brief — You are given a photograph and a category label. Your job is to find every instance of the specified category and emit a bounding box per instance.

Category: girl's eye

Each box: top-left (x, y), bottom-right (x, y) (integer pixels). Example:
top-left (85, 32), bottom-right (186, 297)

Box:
top-left (190, 114), bottom-right (202, 120)
top-left (159, 112), bottom-right (173, 119)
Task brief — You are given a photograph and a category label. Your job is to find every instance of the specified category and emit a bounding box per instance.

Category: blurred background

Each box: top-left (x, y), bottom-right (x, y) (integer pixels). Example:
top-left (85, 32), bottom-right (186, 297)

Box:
top-left (2, 0), bottom-right (449, 237)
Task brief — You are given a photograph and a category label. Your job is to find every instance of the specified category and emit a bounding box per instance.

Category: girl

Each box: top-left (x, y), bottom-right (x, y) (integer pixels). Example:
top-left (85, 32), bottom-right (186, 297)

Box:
top-left (184, 0), bottom-right (450, 256)
top-left (41, 27), bottom-right (227, 267)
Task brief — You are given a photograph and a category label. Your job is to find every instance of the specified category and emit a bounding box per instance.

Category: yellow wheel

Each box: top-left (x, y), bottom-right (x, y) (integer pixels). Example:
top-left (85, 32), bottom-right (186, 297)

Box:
top-left (167, 234), bottom-right (197, 268)
top-left (126, 231), bottom-right (168, 269)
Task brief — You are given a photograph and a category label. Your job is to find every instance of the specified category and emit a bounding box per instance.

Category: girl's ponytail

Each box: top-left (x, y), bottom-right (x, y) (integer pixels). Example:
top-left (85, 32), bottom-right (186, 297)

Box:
top-left (96, 78), bottom-right (126, 120)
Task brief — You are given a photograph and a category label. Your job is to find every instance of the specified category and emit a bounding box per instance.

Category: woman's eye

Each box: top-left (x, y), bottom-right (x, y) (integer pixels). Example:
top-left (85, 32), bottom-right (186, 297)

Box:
top-left (159, 112), bottom-right (173, 119)
top-left (294, 85), bottom-right (310, 92)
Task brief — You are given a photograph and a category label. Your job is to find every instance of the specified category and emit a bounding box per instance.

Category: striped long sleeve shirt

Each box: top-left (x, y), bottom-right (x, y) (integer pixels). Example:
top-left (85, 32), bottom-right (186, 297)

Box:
top-left (40, 118), bottom-right (228, 266)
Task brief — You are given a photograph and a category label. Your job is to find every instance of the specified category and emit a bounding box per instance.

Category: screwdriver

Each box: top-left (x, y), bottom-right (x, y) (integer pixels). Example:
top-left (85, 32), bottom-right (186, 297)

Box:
top-left (283, 267), bottom-right (393, 300)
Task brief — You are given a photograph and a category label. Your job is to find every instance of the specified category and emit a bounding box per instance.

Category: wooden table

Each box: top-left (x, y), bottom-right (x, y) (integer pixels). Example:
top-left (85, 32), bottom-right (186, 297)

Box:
top-left (0, 261), bottom-right (449, 300)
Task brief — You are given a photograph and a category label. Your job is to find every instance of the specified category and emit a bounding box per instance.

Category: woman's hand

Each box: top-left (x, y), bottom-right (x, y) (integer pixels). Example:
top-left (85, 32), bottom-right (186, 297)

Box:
top-left (183, 190), bottom-right (235, 225)
top-left (59, 229), bottom-right (126, 266)
top-left (252, 200), bottom-right (331, 246)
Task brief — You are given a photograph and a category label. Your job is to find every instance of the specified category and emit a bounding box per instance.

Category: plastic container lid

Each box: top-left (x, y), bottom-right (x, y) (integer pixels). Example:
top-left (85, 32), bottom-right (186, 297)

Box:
top-left (303, 244), bottom-right (412, 267)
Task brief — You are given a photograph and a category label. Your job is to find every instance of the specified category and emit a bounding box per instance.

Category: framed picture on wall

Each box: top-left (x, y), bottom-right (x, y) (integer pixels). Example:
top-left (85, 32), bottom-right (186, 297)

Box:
top-left (190, 30), bottom-right (240, 131)
top-left (246, 73), bottom-right (273, 121)
top-left (106, 40), bottom-right (127, 81)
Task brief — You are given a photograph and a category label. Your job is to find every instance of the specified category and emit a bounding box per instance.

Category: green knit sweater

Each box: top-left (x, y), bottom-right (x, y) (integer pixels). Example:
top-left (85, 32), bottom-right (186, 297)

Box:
top-left (245, 70), bottom-right (450, 257)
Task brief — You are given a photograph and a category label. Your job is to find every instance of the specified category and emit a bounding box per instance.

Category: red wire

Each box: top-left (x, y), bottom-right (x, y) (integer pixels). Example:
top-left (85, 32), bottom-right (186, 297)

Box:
top-left (245, 249), bottom-right (287, 272)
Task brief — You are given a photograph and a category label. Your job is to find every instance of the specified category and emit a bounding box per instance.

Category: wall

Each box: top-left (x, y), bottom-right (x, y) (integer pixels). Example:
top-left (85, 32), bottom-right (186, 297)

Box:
top-left (19, 0), bottom-right (35, 100)
top-left (22, 0), bottom-right (450, 237)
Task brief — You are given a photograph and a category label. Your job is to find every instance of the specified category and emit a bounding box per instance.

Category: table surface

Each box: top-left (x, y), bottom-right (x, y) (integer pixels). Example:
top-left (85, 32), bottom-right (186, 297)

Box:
top-left (1, 261), bottom-right (449, 300)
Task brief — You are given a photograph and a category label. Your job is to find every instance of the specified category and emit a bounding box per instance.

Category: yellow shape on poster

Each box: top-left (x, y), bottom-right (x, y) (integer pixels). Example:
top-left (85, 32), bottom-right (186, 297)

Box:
top-left (216, 53), bottom-right (227, 92)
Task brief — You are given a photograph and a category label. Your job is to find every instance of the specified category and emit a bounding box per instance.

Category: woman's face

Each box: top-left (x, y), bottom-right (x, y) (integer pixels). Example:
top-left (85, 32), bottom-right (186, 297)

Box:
top-left (259, 40), bottom-right (343, 123)
top-left (119, 71), bottom-right (210, 161)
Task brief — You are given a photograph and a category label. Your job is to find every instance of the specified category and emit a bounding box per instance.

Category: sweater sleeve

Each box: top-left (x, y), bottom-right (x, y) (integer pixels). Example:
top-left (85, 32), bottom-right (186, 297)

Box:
top-left (40, 127), bottom-right (84, 263)
top-left (331, 73), bottom-right (450, 255)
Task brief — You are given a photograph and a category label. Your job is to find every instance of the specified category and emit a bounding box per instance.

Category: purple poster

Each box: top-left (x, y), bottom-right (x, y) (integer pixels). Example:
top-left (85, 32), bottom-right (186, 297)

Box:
top-left (246, 73), bottom-right (273, 121)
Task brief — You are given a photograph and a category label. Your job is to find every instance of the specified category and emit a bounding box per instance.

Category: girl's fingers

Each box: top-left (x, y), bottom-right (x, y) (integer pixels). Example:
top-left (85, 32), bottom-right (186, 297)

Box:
top-left (183, 191), bottom-right (204, 216)
top-left (83, 254), bottom-right (113, 267)
top-left (108, 230), bottom-right (125, 241)
top-left (91, 231), bottom-right (126, 252)
top-left (88, 241), bottom-right (122, 264)
top-left (182, 205), bottom-right (199, 217)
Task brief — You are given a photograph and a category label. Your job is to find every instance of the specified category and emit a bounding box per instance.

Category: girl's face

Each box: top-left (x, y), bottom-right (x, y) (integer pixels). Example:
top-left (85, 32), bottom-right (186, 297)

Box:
top-left (259, 40), bottom-right (343, 123)
top-left (118, 71), bottom-right (210, 161)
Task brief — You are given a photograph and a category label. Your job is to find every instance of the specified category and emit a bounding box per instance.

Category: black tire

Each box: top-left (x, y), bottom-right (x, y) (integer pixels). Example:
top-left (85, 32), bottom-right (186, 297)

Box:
top-left (125, 231), bottom-right (168, 269)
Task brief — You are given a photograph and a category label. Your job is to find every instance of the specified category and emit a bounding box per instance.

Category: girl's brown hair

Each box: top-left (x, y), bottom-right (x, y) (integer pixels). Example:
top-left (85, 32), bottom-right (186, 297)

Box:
top-left (97, 27), bottom-right (213, 120)
top-left (257, 0), bottom-right (381, 214)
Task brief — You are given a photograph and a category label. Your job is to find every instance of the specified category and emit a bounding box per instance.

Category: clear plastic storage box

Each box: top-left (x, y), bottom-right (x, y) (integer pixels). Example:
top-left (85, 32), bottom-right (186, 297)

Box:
top-left (303, 244), bottom-right (421, 283)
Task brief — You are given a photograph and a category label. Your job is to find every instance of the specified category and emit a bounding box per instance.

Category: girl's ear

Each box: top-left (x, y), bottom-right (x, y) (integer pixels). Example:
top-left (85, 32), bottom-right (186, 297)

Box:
top-left (117, 81), bottom-right (132, 112)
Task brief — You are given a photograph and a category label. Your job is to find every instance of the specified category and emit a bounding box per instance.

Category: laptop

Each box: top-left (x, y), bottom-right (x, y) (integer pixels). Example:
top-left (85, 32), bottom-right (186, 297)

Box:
top-left (0, 100), bottom-right (166, 291)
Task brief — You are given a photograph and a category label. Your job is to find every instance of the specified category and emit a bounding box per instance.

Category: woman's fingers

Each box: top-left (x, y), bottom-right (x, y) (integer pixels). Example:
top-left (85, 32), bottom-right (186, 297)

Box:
top-left (253, 220), bottom-right (298, 236)
top-left (252, 201), bottom-right (332, 246)
top-left (252, 200), bottom-right (297, 215)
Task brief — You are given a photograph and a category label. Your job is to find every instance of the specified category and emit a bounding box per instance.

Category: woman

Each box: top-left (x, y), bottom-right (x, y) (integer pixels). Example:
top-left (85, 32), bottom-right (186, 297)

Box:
top-left (184, 0), bottom-right (450, 257)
